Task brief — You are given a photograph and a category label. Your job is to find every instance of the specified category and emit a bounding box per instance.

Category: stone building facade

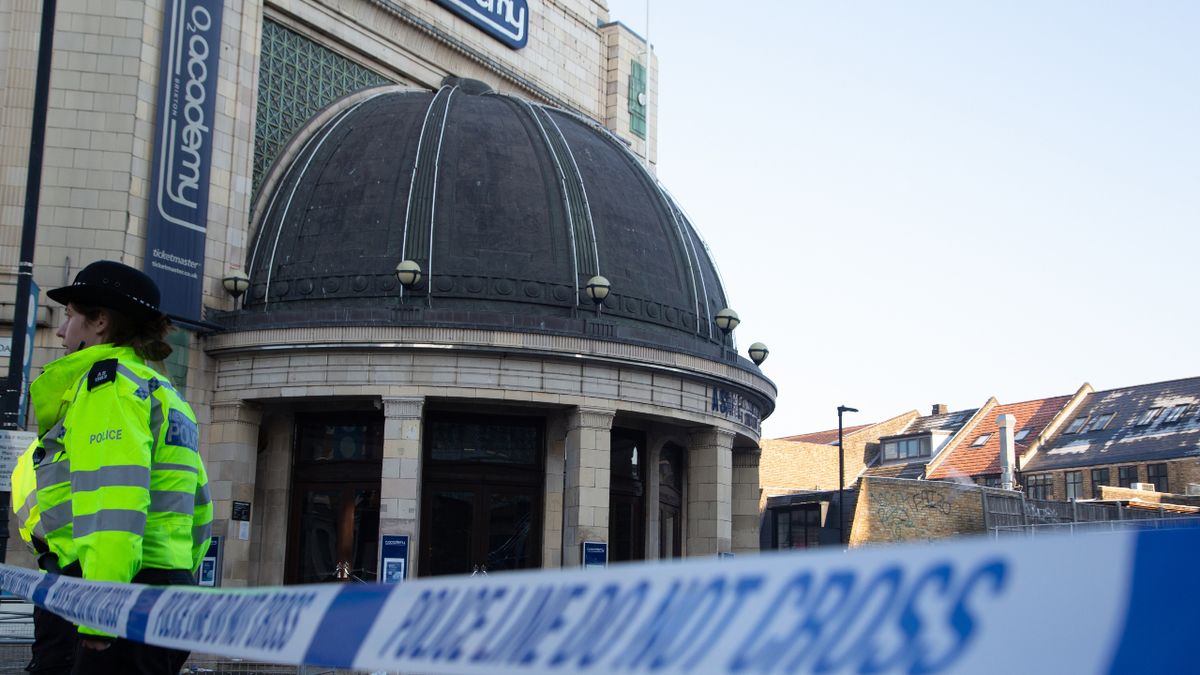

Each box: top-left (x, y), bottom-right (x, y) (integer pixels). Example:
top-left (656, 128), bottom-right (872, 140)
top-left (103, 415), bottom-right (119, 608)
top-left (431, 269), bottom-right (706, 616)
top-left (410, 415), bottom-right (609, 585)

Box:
top-left (1, 0), bottom-right (775, 586)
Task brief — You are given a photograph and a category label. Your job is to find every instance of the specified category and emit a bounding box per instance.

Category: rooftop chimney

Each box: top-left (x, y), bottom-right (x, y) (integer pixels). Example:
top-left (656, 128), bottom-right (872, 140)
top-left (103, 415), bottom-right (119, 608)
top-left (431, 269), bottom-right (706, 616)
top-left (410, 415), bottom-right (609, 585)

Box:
top-left (932, 404), bottom-right (949, 415)
top-left (997, 414), bottom-right (1016, 491)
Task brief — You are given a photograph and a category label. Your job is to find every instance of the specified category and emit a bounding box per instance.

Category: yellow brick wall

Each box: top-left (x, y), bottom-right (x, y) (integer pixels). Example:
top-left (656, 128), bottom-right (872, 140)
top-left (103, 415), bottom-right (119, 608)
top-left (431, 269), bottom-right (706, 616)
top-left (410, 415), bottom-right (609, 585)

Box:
top-left (849, 477), bottom-right (1006, 546)
top-left (1022, 457), bottom-right (1200, 500)
top-left (759, 412), bottom-right (919, 510)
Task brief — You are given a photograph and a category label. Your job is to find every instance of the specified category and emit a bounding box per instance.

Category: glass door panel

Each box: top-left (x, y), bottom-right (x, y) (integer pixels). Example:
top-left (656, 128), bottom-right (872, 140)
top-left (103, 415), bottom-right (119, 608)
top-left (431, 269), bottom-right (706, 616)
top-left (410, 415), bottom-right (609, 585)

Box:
top-left (660, 503), bottom-right (681, 559)
top-left (296, 488), bottom-right (340, 583)
top-left (426, 490), bottom-right (475, 577)
top-left (485, 492), bottom-right (534, 573)
top-left (350, 488), bottom-right (380, 581)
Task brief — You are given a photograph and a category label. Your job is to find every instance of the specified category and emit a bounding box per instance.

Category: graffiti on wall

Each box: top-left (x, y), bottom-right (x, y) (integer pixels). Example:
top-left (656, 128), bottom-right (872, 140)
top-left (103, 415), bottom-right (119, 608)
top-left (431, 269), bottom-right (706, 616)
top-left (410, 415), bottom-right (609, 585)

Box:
top-left (871, 487), bottom-right (956, 541)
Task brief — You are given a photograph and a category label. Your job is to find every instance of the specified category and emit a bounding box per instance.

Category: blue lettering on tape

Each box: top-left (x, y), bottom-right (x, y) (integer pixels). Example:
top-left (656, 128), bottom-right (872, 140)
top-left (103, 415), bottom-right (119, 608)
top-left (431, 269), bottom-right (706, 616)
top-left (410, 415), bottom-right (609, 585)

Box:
top-left (5, 528), bottom-right (1195, 674)
top-left (379, 588), bottom-right (464, 660)
top-left (727, 558), bottom-right (1009, 674)
top-left (0, 566), bottom-right (41, 601)
top-left (471, 584), bottom-right (587, 666)
top-left (153, 589), bottom-right (318, 652)
top-left (47, 581), bottom-right (138, 631)
top-left (549, 581), bottom-right (649, 668)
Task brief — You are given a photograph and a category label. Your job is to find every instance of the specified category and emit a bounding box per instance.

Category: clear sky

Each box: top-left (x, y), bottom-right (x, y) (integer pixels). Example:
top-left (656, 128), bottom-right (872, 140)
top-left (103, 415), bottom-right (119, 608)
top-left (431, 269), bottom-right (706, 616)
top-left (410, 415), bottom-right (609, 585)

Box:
top-left (604, 1), bottom-right (1200, 438)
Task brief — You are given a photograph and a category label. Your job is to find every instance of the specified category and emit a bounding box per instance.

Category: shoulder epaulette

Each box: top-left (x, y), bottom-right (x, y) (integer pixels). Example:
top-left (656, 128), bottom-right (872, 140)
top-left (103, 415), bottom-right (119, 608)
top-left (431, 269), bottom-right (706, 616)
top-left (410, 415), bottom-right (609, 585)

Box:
top-left (87, 359), bottom-right (119, 391)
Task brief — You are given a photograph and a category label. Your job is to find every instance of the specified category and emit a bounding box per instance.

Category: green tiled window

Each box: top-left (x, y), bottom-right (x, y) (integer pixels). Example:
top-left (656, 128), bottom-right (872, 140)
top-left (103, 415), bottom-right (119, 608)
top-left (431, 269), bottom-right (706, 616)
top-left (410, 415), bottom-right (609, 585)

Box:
top-left (254, 19), bottom-right (393, 193)
top-left (628, 59), bottom-right (647, 139)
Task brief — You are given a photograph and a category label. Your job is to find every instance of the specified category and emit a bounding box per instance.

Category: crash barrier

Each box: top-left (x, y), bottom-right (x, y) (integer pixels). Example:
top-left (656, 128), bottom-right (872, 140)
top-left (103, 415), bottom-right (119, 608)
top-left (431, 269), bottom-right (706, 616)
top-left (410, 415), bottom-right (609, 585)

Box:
top-left (0, 527), bottom-right (1195, 674)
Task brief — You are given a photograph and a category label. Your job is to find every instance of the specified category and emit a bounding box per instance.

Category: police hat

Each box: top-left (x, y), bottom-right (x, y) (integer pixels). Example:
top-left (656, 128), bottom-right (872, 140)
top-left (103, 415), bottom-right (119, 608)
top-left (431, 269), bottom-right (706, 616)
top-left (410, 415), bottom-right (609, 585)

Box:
top-left (47, 260), bottom-right (165, 322)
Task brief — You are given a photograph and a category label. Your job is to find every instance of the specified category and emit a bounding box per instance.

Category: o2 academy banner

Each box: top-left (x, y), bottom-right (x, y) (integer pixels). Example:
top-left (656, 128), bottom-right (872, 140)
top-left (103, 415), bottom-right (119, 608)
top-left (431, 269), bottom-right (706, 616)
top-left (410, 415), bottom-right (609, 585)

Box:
top-left (144, 0), bottom-right (225, 321)
top-left (431, 0), bottom-right (529, 49)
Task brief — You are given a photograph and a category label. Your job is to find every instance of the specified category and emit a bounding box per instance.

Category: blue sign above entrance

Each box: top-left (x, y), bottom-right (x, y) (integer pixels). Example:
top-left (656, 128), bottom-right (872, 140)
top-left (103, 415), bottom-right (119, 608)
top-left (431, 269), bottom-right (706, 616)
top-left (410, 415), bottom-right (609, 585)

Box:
top-left (431, 0), bottom-right (529, 49)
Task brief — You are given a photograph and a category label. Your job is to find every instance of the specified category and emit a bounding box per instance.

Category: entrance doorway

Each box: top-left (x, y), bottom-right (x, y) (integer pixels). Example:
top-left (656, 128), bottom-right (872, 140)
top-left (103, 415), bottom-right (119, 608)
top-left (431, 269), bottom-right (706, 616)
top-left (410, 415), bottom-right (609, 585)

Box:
top-left (420, 413), bottom-right (543, 576)
top-left (286, 413), bottom-right (383, 584)
top-left (658, 443), bottom-right (684, 559)
top-left (609, 428), bottom-right (646, 562)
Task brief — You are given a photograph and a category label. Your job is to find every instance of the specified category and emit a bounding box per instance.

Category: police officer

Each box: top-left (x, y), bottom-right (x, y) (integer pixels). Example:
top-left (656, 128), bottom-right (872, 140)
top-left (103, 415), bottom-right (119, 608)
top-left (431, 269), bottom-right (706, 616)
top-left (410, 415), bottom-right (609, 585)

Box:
top-left (31, 260), bottom-right (212, 674)
top-left (11, 442), bottom-right (78, 674)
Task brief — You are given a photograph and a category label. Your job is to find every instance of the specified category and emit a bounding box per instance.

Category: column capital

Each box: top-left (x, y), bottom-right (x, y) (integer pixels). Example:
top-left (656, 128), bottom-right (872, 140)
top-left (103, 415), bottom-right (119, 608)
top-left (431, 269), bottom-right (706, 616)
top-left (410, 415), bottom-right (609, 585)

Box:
top-left (568, 406), bottom-right (615, 431)
top-left (733, 450), bottom-right (761, 469)
top-left (687, 425), bottom-right (736, 449)
top-left (382, 396), bottom-right (424, 419)
top-left (210, 400), bottom-right (262, 426)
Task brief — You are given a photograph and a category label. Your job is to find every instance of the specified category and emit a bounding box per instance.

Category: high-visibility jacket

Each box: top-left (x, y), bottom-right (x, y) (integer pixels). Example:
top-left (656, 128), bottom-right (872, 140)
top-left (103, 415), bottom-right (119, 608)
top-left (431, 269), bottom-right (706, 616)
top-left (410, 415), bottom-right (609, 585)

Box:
top-left (11, 441), bottom-right (42, 553)
top-left (30, 343), bottom-right (211, 636)
top-left (12, 440), bottom-right (79, 577)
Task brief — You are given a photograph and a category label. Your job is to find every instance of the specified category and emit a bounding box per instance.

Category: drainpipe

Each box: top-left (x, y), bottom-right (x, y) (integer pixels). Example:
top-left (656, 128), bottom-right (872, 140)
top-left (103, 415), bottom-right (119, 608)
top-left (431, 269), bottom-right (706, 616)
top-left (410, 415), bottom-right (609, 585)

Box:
top-left (998, 414), bottom-right (1016, 491)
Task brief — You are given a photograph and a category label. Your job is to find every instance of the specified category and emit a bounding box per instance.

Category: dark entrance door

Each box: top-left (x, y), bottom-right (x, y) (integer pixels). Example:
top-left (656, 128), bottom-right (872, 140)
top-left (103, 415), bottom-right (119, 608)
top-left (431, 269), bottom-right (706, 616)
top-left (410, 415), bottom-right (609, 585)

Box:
top-left (609, 428), bottom-right (646, 562)
top-left (286, 413), bottom-right (383, 584)
top-left (658, 443), bottom-right (684, 559)
top-left (420, 413), bottom-right (543, 577)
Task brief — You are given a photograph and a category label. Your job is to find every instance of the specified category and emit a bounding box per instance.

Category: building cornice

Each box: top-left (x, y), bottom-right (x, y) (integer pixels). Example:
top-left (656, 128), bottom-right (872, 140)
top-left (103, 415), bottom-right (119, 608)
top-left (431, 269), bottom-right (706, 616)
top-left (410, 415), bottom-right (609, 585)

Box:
top-left (202, 324), bottom-right (777, 413)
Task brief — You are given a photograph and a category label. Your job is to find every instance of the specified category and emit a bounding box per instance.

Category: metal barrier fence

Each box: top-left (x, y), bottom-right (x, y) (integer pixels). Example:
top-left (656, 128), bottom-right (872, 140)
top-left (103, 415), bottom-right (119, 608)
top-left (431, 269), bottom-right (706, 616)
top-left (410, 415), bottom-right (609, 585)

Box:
top-left (983, 489), bottom-right (1198, 535)
top-left (992, 515), bottom-right (1200, 537)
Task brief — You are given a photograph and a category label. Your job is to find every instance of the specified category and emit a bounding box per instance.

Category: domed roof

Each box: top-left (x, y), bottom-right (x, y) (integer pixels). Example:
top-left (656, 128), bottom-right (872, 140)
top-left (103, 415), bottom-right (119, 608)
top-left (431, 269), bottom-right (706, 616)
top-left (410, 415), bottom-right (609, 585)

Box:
top-left (242, 82), bottom-right (736, 361)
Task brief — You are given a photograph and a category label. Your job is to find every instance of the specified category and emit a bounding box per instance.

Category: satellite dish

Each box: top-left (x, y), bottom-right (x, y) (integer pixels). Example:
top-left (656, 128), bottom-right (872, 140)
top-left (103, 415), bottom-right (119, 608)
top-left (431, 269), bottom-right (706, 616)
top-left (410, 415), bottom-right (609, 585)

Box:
top-left (637, 92), bottom-right (647, 106)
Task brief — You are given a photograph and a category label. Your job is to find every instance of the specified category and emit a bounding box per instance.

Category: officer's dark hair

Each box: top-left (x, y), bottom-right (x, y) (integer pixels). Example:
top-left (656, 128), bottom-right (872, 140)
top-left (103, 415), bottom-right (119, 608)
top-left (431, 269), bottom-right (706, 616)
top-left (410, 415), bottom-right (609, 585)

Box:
top-left (74, 303), bottom-right (173, 362)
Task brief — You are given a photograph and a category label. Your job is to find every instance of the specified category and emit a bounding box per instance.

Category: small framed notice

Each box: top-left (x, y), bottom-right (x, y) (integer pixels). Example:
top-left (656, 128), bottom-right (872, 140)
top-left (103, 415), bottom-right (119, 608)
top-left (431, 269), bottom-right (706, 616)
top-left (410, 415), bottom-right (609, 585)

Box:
top-left (582, 541), bottom-right (607, 569)
top-left (379, 535), bottom-right (410, 584)
top-left (198, 536), bottom-right (222, 587)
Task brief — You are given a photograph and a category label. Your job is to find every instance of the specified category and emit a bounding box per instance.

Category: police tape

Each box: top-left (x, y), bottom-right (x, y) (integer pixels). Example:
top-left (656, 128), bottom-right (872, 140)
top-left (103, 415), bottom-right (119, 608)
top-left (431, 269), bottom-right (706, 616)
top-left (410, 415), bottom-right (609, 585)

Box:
top-left (0, 526), bottom-right (1195, 673)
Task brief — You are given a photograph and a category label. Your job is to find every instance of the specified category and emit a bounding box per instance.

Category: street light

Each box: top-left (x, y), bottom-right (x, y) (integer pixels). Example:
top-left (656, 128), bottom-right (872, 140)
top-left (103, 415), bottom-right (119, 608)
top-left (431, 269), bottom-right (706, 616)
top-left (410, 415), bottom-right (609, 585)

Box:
top-left (714, 307), bottom-right (740, 333)
top-left (395, 259), bottom-right (422, 306)
top-left (221, 270), bottom-right (250, 309)
top-left (584, 275), bottom-right (610, 316)
top-left (837, 404), bottom-right (858, 548)
top-left (748, 342), bottom-right (768, 365)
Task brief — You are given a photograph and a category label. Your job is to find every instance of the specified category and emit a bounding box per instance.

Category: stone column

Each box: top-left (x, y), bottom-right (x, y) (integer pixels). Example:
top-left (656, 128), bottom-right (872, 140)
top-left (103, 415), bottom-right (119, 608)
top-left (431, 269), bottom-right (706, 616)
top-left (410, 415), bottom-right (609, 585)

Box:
top-left (251, 411), bottom-right (293, 586)
top-left (207, 400), bottom-right (262, 587)
top-left (381, 397), bottom-right (424, 575)
top-left (686, 426), bottom-right (734, 556)
top-left (543, 413), bottom-right (568, 568)
top-left (732, 450), bottom-right (762, 555)
top-left (562, 407), bottom-right (614, 567)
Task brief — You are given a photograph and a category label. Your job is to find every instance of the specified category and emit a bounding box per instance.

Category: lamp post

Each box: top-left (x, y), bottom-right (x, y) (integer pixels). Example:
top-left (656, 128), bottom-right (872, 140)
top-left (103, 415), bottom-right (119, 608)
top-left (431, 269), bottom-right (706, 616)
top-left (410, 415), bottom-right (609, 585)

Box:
top-left (395, 259), bottom-right (422, 306)
top-left (715, 307), bottom-right (739, 358)
top-left (221, 270), bottom-right (250, 309)
top-left (584, 275), bottom-right (610, 316)
top-left (748, 342), bottom-right (768, 366)
top-left (837, 404), bottom-right (858, 548)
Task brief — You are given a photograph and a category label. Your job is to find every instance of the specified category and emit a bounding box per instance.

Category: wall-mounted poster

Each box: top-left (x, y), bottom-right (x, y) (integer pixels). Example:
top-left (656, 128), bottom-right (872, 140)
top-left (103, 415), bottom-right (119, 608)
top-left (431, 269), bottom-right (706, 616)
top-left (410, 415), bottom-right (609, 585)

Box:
top-left (380, 534), bottom-right (409, 584)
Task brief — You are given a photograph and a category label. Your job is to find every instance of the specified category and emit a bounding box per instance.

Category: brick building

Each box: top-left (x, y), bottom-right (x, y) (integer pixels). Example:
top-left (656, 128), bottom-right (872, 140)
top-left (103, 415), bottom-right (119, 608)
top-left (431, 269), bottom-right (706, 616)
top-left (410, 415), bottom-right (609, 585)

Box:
top-left (1019, 378), bottom-right (1200, 501)
top-left (1, 0), bottom-right (776, 584)
top-left (762, 376), bottom-right (1200, 548)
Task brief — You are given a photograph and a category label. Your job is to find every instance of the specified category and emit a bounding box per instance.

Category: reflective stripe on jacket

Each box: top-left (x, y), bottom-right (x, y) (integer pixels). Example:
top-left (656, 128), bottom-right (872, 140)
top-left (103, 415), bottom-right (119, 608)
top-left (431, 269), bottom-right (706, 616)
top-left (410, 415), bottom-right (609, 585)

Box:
top-left (30, 343), bottom-right (211, 637)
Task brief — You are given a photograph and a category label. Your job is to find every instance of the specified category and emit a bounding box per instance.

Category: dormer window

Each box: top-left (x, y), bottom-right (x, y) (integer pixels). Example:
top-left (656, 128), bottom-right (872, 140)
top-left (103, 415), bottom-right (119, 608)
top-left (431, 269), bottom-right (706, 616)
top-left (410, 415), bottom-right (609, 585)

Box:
top-left (970, 433), bottom-right (991, 447)
top-left (882, 436), bottom-right (930, 461)
top-left (1064, 416), bottom-right (1089, 434)
top-left (1136, 408), bottom-right (1163, 426)
top-left (1086, 413), bottom-right (1115, 432)
top-left (1163, 404), bottom-right (1191, 424)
